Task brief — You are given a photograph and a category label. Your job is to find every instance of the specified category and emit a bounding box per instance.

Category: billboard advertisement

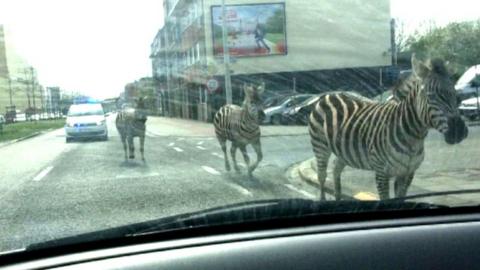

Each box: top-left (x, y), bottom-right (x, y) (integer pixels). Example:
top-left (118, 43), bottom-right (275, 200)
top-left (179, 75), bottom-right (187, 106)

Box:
top-left (211, 3), bottom-right (287, 57)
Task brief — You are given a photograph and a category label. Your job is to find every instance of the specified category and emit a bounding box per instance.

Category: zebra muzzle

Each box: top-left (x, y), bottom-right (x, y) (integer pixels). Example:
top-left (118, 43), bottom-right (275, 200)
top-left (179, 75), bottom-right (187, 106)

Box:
top-left (444, 116), bottom-right (468, 145)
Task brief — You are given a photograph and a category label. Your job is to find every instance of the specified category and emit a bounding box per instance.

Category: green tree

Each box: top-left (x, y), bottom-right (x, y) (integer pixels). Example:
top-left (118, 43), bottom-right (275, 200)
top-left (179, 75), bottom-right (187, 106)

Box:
top-left (404, 20), bottom-right (480, 79)
top-left (265, 9), bottom-right (285, 34)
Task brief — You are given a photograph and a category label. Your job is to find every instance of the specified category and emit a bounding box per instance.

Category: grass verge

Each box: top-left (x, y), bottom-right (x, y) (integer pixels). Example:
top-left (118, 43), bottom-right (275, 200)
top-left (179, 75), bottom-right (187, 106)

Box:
top-left (0, 119), bottom-right (65, 143)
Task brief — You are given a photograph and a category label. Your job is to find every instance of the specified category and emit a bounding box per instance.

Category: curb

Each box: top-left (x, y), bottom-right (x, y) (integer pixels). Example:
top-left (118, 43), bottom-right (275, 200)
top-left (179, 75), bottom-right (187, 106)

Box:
top-left (293, 158), bottom-right (366, 200)
top-left (0, 129), bottom-right (52, 148)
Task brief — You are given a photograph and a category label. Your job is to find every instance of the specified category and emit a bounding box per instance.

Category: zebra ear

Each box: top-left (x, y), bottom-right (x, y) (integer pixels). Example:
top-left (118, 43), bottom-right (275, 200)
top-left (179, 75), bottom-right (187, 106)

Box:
top-left (411, 53), bottom-right (430, 79)
top-left (256, 82), bottom-right (265, 95)
top-left (244, 83), bottom-right (254, 98)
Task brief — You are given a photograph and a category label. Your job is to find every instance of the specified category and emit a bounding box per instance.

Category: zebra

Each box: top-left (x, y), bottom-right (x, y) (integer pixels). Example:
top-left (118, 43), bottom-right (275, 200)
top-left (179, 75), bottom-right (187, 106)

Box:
top-left (213, 83), bottom-right (265, 178)
top-left (308, 54), bottom-right (468, 200)
top-left (116, 97), bottom-right (147, 161)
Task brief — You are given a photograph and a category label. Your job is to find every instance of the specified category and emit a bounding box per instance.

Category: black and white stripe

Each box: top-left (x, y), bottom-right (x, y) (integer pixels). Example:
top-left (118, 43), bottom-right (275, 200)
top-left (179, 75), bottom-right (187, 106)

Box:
top-left (214, 83), bottom-right (265, 177)
top-left (309, 55), bottom-right (468, 200)
top-left (116, 98), bottom-right (147, 161)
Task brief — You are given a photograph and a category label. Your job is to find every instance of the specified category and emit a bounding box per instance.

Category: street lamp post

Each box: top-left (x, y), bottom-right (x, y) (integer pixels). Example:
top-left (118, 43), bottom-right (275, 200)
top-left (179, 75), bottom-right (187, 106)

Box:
top-left (8, 78), bottom-right (13, 106)
top-left (30, 67), bottom-right (37, 120)
top-left (221, 0), bottom-right (232, 105)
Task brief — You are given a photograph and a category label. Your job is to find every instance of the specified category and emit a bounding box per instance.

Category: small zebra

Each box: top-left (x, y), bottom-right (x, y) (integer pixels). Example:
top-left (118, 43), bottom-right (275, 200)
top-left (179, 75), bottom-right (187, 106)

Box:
top-left (308, 55), bottom-right (468, 200)
top-left (116, 97), bottom-right (147, 161)
top-left (213, 83), bottom-right (265, 178)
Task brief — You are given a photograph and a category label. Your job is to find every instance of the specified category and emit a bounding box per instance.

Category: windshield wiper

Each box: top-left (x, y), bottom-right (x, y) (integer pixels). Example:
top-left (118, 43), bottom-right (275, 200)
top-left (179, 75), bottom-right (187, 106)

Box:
top-left (387, 188), bottom-right (480, 203)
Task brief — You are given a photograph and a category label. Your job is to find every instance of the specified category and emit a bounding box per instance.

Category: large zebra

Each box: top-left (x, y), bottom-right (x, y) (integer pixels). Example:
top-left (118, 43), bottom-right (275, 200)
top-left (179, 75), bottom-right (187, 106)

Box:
top-left (116, 97), bottom-right (147, 161)
top-left (213, 83), bottom-right (265, 178)
top-left (308, 55), bottom-right (468, 200)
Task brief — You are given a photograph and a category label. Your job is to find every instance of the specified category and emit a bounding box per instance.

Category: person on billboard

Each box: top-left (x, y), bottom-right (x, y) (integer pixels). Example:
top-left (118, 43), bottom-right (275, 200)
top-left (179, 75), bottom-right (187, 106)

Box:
top-left (254, 23), bottom-right (271, 53)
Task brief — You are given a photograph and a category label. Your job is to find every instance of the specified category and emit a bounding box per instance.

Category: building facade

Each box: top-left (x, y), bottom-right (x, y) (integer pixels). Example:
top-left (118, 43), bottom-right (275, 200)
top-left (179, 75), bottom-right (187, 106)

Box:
top-left (151, 0), bottom-right (394, 121)
top-left (0, 25), bottom-right (44, 114)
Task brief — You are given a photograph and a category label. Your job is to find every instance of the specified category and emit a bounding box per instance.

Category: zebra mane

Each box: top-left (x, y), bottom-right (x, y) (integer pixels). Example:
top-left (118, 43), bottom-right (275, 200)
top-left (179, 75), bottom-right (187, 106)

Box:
top-left (392, 57), bottom-right (450, 101)
top-left (429, 58), bottom-right (449, 77)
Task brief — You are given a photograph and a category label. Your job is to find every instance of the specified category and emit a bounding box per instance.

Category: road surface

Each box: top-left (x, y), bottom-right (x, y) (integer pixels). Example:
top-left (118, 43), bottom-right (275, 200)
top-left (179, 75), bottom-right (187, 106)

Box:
top-left (0, 114), bottom-right (316, 251)
top-left (0, 114), bottom-right (479, 251)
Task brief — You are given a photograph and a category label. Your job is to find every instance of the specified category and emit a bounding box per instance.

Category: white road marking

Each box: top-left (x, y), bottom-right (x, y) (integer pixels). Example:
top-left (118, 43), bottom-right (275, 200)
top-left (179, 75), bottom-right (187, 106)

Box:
top-left (212, 152), bottom-right (224, 159)
top-left (284, 184), bottom-right (316, 200)
top-left (196, 146), bottom-right (206, 150)
top-left (197, 141), bottom-right (204, 145)
top-left (228, 183), bottom-right (253, 196)
top-left (168, 142), bottom-right (175, 147)
top-left (173, 147), bottom-right (183, 152)
top-left (202, 166), bottom-right (221, 175)
top-left (33, 166), bottom-right (54, 182)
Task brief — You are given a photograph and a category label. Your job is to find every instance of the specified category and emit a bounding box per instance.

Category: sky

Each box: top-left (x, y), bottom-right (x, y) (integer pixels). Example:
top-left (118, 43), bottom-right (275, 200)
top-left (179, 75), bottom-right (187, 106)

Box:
top-left (0, 0), bottom-right (164, 99)
top-left (390, 0), bottom-right (480, 34)
top-left (0, 0), bottom-right (479, 99)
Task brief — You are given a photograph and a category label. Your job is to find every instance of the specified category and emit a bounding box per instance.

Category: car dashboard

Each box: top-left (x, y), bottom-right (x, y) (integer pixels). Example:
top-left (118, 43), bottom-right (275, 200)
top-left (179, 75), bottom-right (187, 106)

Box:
top-left (3, 209), bottom-right (480, 270)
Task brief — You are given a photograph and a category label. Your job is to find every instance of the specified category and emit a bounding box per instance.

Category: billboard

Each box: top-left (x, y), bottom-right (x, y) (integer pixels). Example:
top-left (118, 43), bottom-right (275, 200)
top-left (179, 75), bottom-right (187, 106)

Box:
top-left (211, 3), bottom-right (287, 57)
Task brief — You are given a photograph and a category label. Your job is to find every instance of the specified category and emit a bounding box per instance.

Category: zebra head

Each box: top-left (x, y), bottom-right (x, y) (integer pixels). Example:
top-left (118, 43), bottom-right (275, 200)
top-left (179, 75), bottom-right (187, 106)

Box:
top-left (412, 54), bottom-right (468, 144)
top-left (243, 82), bottom-right (265, 123)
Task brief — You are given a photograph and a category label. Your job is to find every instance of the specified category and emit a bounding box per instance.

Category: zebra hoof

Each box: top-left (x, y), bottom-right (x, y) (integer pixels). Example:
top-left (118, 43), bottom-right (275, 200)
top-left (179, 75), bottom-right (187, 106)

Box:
top-left (129, 155), bottom-right (134, 159)
top-left (234, 166), bottom-right (240, 172)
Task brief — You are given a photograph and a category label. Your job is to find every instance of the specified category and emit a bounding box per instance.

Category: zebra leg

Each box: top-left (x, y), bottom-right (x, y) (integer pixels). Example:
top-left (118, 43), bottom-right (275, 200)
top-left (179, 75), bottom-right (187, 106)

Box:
top-left (140, 135), bottom-right (145, 162)
top-left (239, 145), bottom-right (250, 169)
top-left (128, 136), bottom-right (135, 159)
top-left (375, 172), bottom-right (391, 200)
top-left (230, 142), bottom-right (240, 172)
top-left (120, 135), bottom-right (128, 160)
top-left (248, 140), bottom-right (263, 177)
top-left (333, 158), bottom-right (347, 201)
top-left (219, 138), bottom-right (231, 171)
top-left (311, 140), bottom-right (331, 201)
top-left (394, 173), bottom-right (414, 198)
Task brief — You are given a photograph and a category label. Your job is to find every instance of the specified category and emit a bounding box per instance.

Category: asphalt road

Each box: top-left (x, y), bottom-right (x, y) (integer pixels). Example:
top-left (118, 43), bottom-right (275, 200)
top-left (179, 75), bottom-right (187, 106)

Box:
top-left (1, 114), bottom-right (479, 252)
top-left (0, 115), bottom-right (317, 252)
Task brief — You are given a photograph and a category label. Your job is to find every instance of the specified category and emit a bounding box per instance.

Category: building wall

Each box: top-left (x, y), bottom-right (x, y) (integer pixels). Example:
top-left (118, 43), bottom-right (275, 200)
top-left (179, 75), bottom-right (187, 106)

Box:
top-left (0, 25), bottom-right (41, 112)
top-left (203, 0), bottom-right (391, 75)
top-left (151, 0), bottom-right (393, 121)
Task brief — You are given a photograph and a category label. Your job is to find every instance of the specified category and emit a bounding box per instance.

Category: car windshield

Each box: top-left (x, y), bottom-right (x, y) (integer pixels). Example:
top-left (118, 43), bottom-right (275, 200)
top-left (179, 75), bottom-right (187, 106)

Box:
top-left (67, 104), bottom-right (104, 117)
top-left (298, 95), bottom-right (319, 107)
top-left (264, 94), bottom-right (291, 107)
top-left (1, 0), bottom-right (480, 256)
top-left (457, 66), bottom-right (480, 86)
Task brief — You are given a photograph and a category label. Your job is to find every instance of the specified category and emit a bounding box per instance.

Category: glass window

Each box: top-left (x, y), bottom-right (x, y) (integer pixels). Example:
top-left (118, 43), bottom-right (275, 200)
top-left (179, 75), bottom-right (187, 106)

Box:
top-left (0, 0), bottom-right (479, 257)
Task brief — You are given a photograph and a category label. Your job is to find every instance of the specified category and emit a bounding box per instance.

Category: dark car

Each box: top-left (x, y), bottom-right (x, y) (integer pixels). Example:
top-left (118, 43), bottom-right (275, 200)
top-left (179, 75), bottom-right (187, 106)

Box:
top-left (282, 95), bottom-right (321, 125)
top-left (262, 92), bottom-right (294, 108)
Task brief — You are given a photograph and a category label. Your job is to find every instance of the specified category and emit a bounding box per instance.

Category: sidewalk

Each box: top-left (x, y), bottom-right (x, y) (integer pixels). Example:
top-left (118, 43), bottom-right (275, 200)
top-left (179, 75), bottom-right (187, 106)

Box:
top-left (145, 116), bottom-right (309, 137)
top-left (290, 157), bottom-right (480, 206)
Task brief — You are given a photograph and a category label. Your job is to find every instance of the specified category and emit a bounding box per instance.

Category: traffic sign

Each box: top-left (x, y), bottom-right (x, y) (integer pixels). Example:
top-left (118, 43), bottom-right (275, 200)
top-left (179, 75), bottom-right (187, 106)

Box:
top-left (206, 78), bottom-right (219, 93)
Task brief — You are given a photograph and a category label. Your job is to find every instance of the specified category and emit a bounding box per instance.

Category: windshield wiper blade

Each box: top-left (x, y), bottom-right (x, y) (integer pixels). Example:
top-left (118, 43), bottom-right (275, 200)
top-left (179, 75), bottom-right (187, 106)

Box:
top-left (129, 198), bottom-right (442, 237)
top-left (26, 198), bottom-right (442, 251)
top-left (387, 188), bottom-right (480, 203)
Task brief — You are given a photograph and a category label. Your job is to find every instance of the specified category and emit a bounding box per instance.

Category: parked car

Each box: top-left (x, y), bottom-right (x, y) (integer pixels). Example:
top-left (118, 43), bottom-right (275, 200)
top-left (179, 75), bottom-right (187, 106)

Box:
top-left (262, 92), bottom-right (294, 108)
top-left (65, 103), bottom-right (108, 142)
top-left (456, 65), bottom-right (480, 100)
top-left (4, 106), bottom-right (16, 123)
top-left (263, 94), bottom-right (314, 125)
top-left (282, 95), bottom-right (321, 125)
top-left (459, 96), bottom-right (480, 120)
